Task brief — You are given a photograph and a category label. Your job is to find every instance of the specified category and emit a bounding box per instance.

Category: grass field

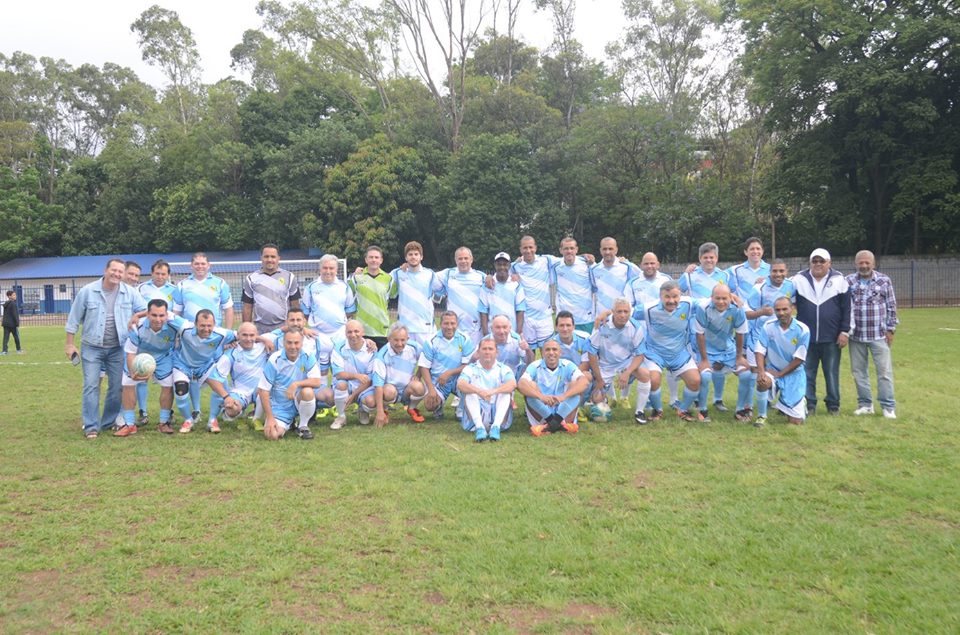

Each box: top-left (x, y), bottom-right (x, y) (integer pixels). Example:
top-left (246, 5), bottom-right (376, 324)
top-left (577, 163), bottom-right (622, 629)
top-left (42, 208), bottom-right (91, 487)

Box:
top-left (1, 310), bottom-right (958, 633)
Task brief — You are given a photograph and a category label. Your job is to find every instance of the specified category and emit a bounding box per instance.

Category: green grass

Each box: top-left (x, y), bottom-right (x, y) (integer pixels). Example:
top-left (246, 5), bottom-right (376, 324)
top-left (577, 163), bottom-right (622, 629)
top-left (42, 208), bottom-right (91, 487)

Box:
top-left (1, 310), bottom-right (958, 633)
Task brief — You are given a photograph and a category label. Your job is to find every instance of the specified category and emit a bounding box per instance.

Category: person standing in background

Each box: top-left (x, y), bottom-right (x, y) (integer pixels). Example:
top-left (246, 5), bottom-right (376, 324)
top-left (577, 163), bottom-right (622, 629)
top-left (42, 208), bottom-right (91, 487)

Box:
top-left (2, 290), bottom-right (22, 354)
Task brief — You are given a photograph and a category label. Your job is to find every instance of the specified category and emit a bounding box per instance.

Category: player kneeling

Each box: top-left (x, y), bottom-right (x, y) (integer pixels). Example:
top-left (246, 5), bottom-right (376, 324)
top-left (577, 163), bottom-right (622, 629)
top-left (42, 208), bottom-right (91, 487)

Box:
top-left (206, 322), bottom-right (269, 429)
top-left (258, 328), bottom-right (323, 440)
top-left (361, 323), bottom-right (428, 427)
top-left (754, 297), bottom-right (810, 426)
top-left (456, 338), bottom-right (517, 442)
top-left (518, 339), bottom-right (589, 436)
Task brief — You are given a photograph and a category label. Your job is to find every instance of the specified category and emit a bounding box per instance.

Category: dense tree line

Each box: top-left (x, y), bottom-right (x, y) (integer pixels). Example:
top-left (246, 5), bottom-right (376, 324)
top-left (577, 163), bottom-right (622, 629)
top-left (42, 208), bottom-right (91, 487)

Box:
top-left (1, 0), bottom-right (957, 266)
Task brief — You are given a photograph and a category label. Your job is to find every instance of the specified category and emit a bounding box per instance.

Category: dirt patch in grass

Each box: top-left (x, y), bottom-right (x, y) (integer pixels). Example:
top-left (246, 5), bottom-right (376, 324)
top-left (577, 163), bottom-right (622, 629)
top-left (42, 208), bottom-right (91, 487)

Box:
top-left (493, 602), bottom-right (616, 634)
top-left (633, 472), bottom-right (655, 489)
top-left (11, 568), bottom-right (97, 631)
top-left (424, 591), bottom-right (447, 605)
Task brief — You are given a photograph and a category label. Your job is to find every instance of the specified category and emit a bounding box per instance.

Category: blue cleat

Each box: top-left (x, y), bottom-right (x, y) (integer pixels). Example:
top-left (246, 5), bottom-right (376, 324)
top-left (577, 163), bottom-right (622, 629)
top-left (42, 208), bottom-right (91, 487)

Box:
top-left (488, 426), bottom-right (501, 442)
top-left (474, 426), bottom-right (488, 442)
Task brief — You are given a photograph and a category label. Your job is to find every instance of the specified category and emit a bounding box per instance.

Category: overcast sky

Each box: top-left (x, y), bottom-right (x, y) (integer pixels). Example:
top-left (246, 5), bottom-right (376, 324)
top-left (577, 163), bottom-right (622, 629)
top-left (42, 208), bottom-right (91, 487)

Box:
top-left (1, 0), bottom-right (627, 88)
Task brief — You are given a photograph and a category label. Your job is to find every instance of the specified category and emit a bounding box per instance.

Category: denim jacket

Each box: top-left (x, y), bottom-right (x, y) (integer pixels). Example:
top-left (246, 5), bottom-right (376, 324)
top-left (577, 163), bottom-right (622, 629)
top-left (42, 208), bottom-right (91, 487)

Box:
top-left (65, 279), bottom-right (147, 347)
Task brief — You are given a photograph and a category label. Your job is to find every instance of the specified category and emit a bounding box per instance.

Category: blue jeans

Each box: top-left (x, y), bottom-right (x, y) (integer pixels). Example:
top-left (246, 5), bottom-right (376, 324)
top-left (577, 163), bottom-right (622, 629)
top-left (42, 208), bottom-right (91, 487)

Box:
top-left (805, 341), bottom-right (841, 412)
top-left (849, 339), bottom-right (895, 410)
top-left (81, 344), bottom-right (124, 433)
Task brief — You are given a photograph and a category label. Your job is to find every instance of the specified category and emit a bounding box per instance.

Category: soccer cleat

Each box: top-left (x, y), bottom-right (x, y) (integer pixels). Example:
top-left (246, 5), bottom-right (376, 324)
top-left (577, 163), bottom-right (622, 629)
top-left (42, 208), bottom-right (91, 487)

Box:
top-left (358, 410), bottom-right (371, 425)
top-left (827, 409), bottom-right (840, 416)
top-left (433, 407), bottom-right (444, 420)
top-left (698, 410), bottom-right (710, 423)
top-left (406, 407), bottom-right (426, 423)
top-left (670, 400), bottom-right (682, 414)
top-left (561, 420), bottom-right (579, 434)
top-left (114, 425), bottom-right (138, 437)
top-left (530, 423), bottom-right (549, 437)
top-left (138, 410), bottom-right (149, 426)
top-left (882, 408), bottom-right (897, 419)
top-left (753, 416), bottom-right (767, 428)
top-left (634, 410), bottom-right (648, 425)
top-left (488, 426), bottom-right (501, 442)
top-left (474, 426), bottom-right (488, 442)
top-left (648, 409), bottom-right (663, 421)
top-left (84, 430), bottom-right (98, 439)
top-left (297, 427), bottom-right (314, 440)
top-left (179, 420), bottom-right (194, 434)
top-left (854, 405), bottom-right (875, 416)
top-left (191, 410), bottom-right (201, 422)
top-left (678, 410), bottom-right (694, 422)
top-left (208, 419), bottom-right (221, 434)
top-left (330, 415), bottom-right (346, 430)
top-left (734, 409), bottom-right (752, 422)
top-left (157, 422), bottom-right (174, 435)
top-left (713, 400), bottom-right (729, 412)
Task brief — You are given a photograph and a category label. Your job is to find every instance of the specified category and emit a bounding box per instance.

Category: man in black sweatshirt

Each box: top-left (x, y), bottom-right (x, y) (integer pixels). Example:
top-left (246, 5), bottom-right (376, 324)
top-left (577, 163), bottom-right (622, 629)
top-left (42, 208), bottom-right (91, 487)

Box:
top-left (2, 290), bottom-right (22, 354)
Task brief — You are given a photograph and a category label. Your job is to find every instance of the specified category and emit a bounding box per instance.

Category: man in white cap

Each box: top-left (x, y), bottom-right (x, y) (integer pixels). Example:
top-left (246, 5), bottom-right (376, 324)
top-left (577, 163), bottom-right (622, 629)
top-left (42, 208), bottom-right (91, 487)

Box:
top-left (792, 248), bottom-right (851, 416)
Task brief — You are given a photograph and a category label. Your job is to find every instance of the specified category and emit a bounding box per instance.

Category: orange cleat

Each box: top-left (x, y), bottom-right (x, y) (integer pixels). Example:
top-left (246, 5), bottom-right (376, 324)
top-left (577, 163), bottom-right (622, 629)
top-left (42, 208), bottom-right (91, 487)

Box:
top-left (113, 425), bottom-right (138, 437)
top-left (530, 423), bottom-right (549, 437)
top-left (560, 421), bottom-right (579, 434)
top-left (406, 407), bottom-right (425, 423)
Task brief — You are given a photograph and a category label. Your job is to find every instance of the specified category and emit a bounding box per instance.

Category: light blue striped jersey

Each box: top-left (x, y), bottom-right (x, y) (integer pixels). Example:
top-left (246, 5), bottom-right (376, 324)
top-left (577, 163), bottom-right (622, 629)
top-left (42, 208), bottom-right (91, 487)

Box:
top-left (172, 274), bottom-right (233, 326)
top-left (460, 360), bottom-right (516, 391)
top-left (300, 279), bottom-right (356, 336)
top-left (437, 268), bottom-right (486, 337)
top-left (372, 341), bottom-right (421, 389)
top-left (481, 280), bottom-right (526, 331)
top-left (546, 331), bottom-right (595, 367)
top-left (268, 329), bottom-right (333, 373)
top-left (589, 316), bottom-right (645, 374)
top-left (258, 350), bottom-right (322, 421)
top-left (550, 257), bottom-right (594, 324)
top-left (693, 299), bottom-right (748, 357)
top-left (331, 340), bottom-right (376, 377)
top-left (173, 324), bottom-right (236, 374)
top-left (212, 342), bottom-right (268, 397)
top-left (628, 272), bottom-right (673, 307)
top-left (744, 278), bottom-right (797, 341)
top-left (678, 267), bottom-right (731, 300)
top-left (726, 260), bottom-right (771, 297)
top-left (590, 260), bottom-right (641, 313)
top-left (636, 298), bottom-right (696, 369)
top-left (755, 318), bottom-right (810, 372)
top-left (483, 331), bottom-right (527, 378)
top-left (124, 314), bottom-right (188, 376)
top-left (521, 358), bottom-right (584, 396)
top-left (138, 280), bottom-right (177, 309)
top-left (511, 254), bottom-right (559, 321)
top-left (418, 330), bottom-right (475, 380)
top-left (390, 267), bottom-right (442, 334)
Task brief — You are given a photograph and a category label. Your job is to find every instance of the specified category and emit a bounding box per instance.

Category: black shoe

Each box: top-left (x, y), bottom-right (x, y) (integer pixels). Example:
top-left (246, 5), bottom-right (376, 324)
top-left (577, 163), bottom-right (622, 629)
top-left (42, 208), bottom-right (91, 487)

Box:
top-left (191, 410), bottom-right (201, 422)
top-left (298, 427), bottom-right (314, 440)
top-left (713, 400), bottom-right (729, 412)
top-left (138, 410), bottom-right (149, 426)
top-left (634, 410), bottom-right (648, 425)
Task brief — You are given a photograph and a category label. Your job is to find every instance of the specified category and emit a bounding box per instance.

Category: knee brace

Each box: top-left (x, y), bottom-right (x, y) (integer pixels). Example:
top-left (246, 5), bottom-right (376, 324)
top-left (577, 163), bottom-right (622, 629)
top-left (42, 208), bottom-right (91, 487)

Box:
top-left (174, 381), bottom-right (190, 397)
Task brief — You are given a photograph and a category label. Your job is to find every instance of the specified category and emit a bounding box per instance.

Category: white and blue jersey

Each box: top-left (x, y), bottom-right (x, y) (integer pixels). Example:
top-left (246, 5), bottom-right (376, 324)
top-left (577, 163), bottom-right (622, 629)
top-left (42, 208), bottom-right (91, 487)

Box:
top-left (483, 332), bottom-right (527, 379)
top-left (755, 318), bottom-right (809, 415)
top-left (744, 278), bottom-right (797, 347)
top-left (481, 280), bottom-right (526, 331)
top-left (390, 267), bottom-right (442, 334)
top-left (550, 257), bottom-right (594, 325)
top-left (589, 316), bottom-right (645, 377)
top-left (437, 268), bottom-right (486, 340)
top-left (546, 331), bottom-right (595, 368)
top-left (521, 359), bottom-right (584, 397)
top-left (138, 280), bottom-right (177, 309)
top-left (300, 279), bottom-right (357, 336)
top-left (693, 300), bottom-right (748, 364)
top-left (258, 350), bottom-right (322, 424)
top-left (173, 274), bottom-right (233, 326)
top-left (211, 343), bottom-right (268, 400)
top-left (591, 260), bottom-right (640, 313)
top-left (372, 342), bottom-right (422, 391)
top-left (727, 261), bottom-right (771, 297)
top-left (419, 330), bottom-right (475, 396)
top-left (678, 267), bottom-right (730, 300)
top-left (637, 298), bottom-right (696, 371)
top-left (267, 329), bottom-right (333, 377)
top-left (123, 315), bottom-right (188, 378)
top-left (511, 255), bottom-right (558, 323)
top-left (331, 340), bottom-right (376, 380)
top-left (173, 324), bottom-right (237, 378)
top-left (629, 273), bottom-right (673, 307)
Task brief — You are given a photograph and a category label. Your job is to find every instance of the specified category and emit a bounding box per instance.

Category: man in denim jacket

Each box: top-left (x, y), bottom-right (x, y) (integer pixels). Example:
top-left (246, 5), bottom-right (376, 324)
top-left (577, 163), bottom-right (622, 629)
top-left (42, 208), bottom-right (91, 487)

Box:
top-left (66, 259), bottom-right (147, 438)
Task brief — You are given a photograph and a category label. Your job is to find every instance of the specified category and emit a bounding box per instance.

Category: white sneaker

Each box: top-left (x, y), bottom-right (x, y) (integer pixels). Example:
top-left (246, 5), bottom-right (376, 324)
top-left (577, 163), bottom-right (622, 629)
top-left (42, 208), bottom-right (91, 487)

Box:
top-left (330, 414), bottom-right (347, 430)
top-left (853, 405), bottom-right (875, 416)
top-left (882, 409), bottom-right (897, 419)
top-left (358, 410), bottom-right (371, 425)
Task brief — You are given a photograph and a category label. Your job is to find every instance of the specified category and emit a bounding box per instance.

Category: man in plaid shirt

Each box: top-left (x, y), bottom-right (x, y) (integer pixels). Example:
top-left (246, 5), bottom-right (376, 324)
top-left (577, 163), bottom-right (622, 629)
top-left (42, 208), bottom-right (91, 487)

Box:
top-left (846, 250), bottom-right (898, 419)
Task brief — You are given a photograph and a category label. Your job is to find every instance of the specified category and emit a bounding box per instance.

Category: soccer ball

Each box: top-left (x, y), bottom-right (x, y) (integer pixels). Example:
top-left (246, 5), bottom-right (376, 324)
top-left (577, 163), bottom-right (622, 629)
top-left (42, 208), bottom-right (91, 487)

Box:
top-left (589, 401), bottom-right (613, 423)
top-left (132, 353), bottom-right (156, 377)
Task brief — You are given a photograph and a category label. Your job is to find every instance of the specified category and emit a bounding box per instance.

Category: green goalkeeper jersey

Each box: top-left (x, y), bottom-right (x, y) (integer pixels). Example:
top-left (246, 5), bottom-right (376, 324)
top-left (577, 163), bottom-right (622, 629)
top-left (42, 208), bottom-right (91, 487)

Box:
top-left (347, 269), bottom-right (394, 337)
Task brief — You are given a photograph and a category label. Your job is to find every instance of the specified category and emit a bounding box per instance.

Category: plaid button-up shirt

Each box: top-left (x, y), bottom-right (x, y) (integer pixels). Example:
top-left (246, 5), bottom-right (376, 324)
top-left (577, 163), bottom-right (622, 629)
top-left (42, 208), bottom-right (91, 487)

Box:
top-left (845, 271), bottom-right (898, 342)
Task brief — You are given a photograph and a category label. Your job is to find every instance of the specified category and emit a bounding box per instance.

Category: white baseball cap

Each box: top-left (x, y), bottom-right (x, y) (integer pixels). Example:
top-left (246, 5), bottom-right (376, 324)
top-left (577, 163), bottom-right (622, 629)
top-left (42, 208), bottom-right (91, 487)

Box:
top-left (494, 252), bottom-right (511, 261)
top-left (809, 248), bottom-right (831, 261)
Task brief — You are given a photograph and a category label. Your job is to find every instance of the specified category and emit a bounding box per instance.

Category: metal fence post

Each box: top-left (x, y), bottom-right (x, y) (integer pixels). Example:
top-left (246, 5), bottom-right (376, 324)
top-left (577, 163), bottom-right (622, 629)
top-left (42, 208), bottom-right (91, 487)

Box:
top-left (910, 260), bottom-right (915, 309)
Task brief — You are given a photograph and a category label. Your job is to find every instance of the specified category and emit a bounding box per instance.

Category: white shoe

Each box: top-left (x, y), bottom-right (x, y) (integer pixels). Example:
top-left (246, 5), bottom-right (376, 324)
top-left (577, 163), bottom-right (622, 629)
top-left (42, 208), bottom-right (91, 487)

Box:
top-left (853, 406), bottom-right (875, 416)
top-left (882, 409), bottom-right (897, 419)
top-left (358, 410), bottom-right (371, 425)
top-left (330, 414), bottom-right (346, 430)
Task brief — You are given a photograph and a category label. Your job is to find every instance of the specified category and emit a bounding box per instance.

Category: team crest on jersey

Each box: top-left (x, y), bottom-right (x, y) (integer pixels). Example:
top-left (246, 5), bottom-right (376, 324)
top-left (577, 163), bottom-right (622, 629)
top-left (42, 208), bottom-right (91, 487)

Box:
top-left (162, 335), bottom-right (171, 343)
top-left (208, 341), bottom-right (216, 348)
top-left (680, 313), bottom-right (687, 319)
top-left (209, 284), bottom-right (217, 291)
top-left (791, 337), bottom-right (798, 345)
top-left (726, 315), bottom-right (733, 322)
top-left (278, 278), bottom-right (285, 285)
top-left (299, 364), bottom-right (306, 373)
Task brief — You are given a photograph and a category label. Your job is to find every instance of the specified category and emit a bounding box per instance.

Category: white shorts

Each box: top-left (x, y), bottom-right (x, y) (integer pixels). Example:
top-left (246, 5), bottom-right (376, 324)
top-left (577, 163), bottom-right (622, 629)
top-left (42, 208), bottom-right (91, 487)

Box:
top-left (643, 357), bottom-right (697, 379)
top-left (122, 372), bottom-right (174, 388)
top-left (172, 367), bottom-right (214, 386)
top-left (522, 317), bottom-right (554, 349)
